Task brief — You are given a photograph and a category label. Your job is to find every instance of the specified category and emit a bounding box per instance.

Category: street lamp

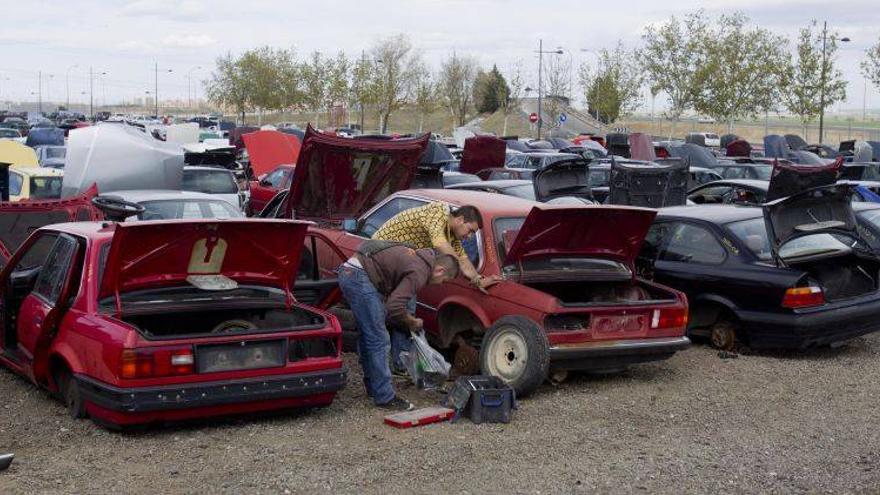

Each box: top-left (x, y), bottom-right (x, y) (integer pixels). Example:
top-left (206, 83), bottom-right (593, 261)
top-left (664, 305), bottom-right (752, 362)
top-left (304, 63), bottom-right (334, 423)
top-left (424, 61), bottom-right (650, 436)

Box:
top-left (89, 68), bottom-right (107, 120)
top-left (66, 65), bottom-right (79, 110)
top-left (154, 63), bottom-right (173, 117)
top-left (535, 39), bottom-right (564, 139)
top-left (186, 66), bottom-right (202, 110)
top-left (818, 21), bottom-right (850, 144)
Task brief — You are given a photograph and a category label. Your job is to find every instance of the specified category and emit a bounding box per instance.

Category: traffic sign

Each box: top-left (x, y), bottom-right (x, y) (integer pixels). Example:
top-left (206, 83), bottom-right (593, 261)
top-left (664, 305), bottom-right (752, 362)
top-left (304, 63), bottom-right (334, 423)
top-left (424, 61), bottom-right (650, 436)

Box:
top-left (559, 112), bottom-right (567, 123)
top-left (529, 112), bottom-right (538, 123)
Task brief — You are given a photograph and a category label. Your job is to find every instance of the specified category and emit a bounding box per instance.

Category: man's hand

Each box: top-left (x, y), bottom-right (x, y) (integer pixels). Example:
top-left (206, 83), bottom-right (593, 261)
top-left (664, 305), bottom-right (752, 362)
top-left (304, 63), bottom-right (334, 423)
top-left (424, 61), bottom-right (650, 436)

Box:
top-left (472, 274), bottom-right (503, 294)
top-left (405, 315), bottom-right (423, 333)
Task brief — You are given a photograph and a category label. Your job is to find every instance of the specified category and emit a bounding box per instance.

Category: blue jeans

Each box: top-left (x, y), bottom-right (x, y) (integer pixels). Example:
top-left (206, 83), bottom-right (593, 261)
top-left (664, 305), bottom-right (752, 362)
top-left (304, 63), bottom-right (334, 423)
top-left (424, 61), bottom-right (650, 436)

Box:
top-left (337, 265), bottom-right (395, 405)
top-left (389, 297), bottom-right (416, 371)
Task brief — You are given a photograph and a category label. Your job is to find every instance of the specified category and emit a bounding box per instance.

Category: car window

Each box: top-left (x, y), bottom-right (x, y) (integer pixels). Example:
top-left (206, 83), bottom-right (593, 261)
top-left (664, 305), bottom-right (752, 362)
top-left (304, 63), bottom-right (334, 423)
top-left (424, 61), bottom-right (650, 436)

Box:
top-left (263, 168), bottom-right (285, 187)
top-left (9, 172), bottom-right (23, 196)
top-left (182, 169), bottom-right (238, 194)
top-left (504, 184), bottom-right (536, 200)
top-left (752, 166), bottom-right (772, 180)
top-left (588, 170), bottom-right (610, 187)
top-left (641, 223), bottom-right (670, 260)
top-left (16, 233), bottom-right (59, 271)
top-left (32, 236), bottom-right (77, 304)
top-left (727, 218), bottom-right (849, 261)
top-left (206, 201), bottom-right (239, 218)
top-left (29, 176), bottom-right (63, 199)
top-left (661, 223), bottom-right (726, 264)
top-left (721, 167), bottom-right (745, 179)
top-left (493, 217), bottom-right (527, 261)
top-left (688, 186), bottom-right (732, 204)
top-left (137, 200), bottom-right (242, 220)
top-left (358, 197), bottom-right (426, 238)
top-left (524, 156), bottom-right (543, 170)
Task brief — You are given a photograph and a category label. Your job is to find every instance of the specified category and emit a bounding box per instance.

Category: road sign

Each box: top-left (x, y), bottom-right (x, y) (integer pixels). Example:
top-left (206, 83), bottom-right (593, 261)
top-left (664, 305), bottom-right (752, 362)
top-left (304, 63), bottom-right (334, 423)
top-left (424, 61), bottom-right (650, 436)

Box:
top-left (559, 112), bottom-right (567, 124)
top-left (529, 112), bottom-right (538, 123)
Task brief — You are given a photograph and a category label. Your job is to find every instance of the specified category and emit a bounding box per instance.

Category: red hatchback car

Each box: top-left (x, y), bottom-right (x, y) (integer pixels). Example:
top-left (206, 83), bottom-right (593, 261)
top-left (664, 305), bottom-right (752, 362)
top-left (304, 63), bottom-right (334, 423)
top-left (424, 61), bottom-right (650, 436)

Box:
top-left (269, 128), bottom-right (691, 396)
top-left (247, 165), bottom-right (295, 216)
top-left (0, 219), bottom-right (345, 428)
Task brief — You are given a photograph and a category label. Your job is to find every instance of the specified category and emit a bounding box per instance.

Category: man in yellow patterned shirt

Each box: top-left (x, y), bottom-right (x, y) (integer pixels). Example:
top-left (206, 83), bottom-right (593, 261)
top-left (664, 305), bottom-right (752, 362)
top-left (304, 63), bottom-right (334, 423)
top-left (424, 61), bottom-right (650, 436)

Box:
top-left (372, 201), bottom-right (500, 373)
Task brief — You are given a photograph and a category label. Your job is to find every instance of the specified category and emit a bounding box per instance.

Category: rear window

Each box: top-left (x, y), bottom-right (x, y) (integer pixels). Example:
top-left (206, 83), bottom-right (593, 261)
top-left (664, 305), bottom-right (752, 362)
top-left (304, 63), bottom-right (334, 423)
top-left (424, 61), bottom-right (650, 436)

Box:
top-left (504, 184), bottom-right (535, 200)
top-left (30, 176), bottom-right (63, 199)
top-left (137, 200), bottom-right (242, 220)
top-left (182, 169), bottom-right (238, 194)
top-left (727, 217), bottom-right (849, 261)
top-left (753, 166), bottom-right (772, 180)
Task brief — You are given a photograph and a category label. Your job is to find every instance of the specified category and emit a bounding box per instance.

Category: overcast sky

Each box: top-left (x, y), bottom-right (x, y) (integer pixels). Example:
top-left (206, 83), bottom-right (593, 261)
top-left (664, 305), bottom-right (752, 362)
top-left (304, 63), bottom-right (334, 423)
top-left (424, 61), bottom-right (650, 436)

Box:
top-left (2, 0), bottom-right (879, 112)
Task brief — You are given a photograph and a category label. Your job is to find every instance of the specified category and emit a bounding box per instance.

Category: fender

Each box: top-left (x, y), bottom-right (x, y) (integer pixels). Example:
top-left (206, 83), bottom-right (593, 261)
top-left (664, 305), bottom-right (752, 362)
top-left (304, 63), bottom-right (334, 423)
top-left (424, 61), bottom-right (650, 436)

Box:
top-left (688, 293), bottom-right (741, 327)
top-left (44, 346), bottom-right (83, 392)
top-left (435, 298), bottom-right (493, 348)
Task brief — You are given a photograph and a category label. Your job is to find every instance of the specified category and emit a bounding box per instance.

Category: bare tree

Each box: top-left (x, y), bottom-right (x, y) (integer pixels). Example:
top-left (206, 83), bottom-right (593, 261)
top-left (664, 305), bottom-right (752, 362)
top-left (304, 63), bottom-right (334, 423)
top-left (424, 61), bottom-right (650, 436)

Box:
top-left (370, 34), bottom-right (421, 133)
top-left (438, 52), bottom-right (479, 127)
top-left (412, 62), bottom-right (439, 133)
top-left (501, 62), bottom-right (525, 136)
top-left (542, 52), bottom-right (571, 127)
top-left (861, 35), bottom-right (880, 91)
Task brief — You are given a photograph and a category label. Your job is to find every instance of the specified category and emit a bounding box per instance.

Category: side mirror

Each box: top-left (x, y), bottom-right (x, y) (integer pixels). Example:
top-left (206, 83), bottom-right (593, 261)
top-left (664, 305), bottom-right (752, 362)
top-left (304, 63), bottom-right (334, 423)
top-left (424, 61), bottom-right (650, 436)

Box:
top-left (342, 218), bottom-right (358, 234)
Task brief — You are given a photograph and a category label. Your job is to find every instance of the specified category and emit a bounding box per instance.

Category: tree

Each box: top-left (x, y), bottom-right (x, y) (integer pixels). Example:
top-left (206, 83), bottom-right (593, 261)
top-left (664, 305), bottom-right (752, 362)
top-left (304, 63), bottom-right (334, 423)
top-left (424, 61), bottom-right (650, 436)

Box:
top-left (350, 53), bottom-right (381, 130)
top-left (438, 52), bottom-right (479, 127)
top-left (639, 11), bottom-right (710, 135)
top-left (501, 62), bottom-right (525, 136)
top-left (694, 12), bottom-right (789, 130)
top-left (578, 42), bottom-right (643, 124)
top-left (781, 21), bottom-right (847, 135)
top-left (205, 52), bottom-right (251, 124)
top-left (412, 62), bottom-right (438, 133)
top-left (542, 53), bottom-right (571, 128)
top-left (300, 51), bottom-right (328, 127)
top-left (370, 34), bottom-right (422, 133)
top-left (861, 35), bottom-right (880, 91)
top-left (473, 65), bottom-right (509, 114)
top-left (324, 52), bottom-right (351, 126)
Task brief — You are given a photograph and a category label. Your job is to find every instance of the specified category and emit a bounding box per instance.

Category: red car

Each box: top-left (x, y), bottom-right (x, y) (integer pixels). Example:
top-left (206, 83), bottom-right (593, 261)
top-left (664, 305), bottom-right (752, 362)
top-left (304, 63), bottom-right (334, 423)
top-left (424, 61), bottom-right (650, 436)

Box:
top-left (0, 218), bottom-right (346, 428)
top-left (272, 128), bottom-right (690, 396)
top-left (247, 164), bottom-right (295, 216)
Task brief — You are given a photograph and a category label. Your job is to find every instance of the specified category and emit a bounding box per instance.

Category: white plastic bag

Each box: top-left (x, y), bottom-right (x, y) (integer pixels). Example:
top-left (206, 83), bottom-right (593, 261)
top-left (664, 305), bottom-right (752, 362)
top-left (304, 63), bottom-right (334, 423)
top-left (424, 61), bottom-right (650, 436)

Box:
top-left (399, 331), bottom-right (452, 390)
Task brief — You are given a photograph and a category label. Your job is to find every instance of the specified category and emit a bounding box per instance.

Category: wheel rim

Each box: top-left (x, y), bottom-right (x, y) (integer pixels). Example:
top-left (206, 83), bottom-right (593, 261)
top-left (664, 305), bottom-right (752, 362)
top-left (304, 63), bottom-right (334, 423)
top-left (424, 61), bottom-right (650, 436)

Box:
top-left (711, 325), bottom-right (735, 350)
top-left (485, 327), bottom-right (529, 381)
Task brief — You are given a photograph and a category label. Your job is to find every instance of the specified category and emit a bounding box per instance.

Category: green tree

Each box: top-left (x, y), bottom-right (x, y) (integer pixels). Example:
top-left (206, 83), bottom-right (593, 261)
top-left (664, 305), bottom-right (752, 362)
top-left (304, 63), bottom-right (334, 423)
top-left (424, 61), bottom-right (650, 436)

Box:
top-left (578, 43), bottom-right (642, 124)
top-left (300, 51), bottom-right (328, 127)
top-left (639, 11), bottom-right (709, 135)
top-left (412, 62), bottom-right (438, 133)
top-left (694, 12), bottom-right (789, 130)
top-left (324, 52), bottom-right (350, 126)
top-left (473, 65), bottom-right (509, 114)
top-left (861, 35), bottom-right (880, 91)
top-left (438, 52), bottom-right (479, 127)
top-left (204, 52), bottom-right (251, 124)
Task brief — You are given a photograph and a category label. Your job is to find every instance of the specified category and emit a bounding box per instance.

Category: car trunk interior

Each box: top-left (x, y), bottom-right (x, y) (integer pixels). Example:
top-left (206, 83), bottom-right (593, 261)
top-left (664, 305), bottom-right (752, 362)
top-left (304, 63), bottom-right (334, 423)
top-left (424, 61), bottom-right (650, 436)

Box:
top-left (523, 280), bottom-right (677, 306)
top-left (119, 306), bottom-right (326, 339)
top-left (791, 255), bottom-right (880, 301)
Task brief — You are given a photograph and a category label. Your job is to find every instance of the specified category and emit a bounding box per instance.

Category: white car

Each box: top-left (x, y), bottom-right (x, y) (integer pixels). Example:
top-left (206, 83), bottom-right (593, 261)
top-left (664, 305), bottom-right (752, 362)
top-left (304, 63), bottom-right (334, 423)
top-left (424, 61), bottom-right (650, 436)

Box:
top-left (103, 189), bottom-right (244, 221)
top-left (181, 165), bottom-right (245, 210)
top-left (688, 132), bottom-right (721, 148)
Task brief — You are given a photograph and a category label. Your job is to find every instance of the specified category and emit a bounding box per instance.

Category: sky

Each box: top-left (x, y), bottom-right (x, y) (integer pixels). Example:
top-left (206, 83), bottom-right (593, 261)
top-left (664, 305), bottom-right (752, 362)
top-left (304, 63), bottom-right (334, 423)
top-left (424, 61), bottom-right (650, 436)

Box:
top-left (1, 0), bottom-right (879, 113)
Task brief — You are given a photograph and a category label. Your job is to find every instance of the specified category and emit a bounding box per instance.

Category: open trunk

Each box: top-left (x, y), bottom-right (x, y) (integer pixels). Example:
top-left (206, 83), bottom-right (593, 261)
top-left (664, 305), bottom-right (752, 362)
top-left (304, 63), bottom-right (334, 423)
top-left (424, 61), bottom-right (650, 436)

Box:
top-left (791, 254), bottom-right (880, 302)
top-left (523, 280), bottom-right (677, 306)
top-left (119, 304), bottom-right (326, 340)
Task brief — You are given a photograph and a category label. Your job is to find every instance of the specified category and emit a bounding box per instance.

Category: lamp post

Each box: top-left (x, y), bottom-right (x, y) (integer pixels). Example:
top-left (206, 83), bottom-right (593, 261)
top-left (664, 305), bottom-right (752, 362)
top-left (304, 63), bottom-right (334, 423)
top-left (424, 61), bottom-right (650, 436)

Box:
top-left (535, 39), bottom-right (564, 139)
top-left (186, 66), bottom-right (202, 110)
top-left (818, 21), bottom-right (850, 144)
top-left (89, 68), bottom-right (107, 120)
top-left (66, 65), bottom-right (78, 110)
top-left (154, 63), bottom-right (173, 117)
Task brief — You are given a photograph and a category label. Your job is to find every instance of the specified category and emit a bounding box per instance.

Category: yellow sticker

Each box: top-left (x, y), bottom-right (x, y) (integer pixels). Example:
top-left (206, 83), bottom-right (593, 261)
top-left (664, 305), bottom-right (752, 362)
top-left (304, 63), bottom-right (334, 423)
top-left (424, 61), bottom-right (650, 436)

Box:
top-left (188, 237), bottom-right (227, 274)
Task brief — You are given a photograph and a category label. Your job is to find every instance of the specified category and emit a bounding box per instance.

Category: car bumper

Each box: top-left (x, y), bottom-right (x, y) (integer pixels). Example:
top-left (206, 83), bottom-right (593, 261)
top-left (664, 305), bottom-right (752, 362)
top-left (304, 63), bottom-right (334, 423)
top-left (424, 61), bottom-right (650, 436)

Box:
top-left (549, 336), bottom-right (690, 371)
top-left (738, 300), bottom-right (880, 349)
top-left (76, 368), bottom-right (346, 426)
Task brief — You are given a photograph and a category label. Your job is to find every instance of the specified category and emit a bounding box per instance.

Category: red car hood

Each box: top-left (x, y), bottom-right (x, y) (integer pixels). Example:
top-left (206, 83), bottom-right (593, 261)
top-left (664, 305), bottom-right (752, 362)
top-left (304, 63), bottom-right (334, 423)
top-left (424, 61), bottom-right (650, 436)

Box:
top-left (459, 135), bottom-right (506, 175)
top-left (98, 219), bottom-right (310, 311)
top-left (242, 130), bottom-right (301, 177)
top-left (286, 126), bottom-right (428, 221)
top-left (0, 185), bottom-right (100, 267)
top-left (504, 205), bottom-right (657, 270)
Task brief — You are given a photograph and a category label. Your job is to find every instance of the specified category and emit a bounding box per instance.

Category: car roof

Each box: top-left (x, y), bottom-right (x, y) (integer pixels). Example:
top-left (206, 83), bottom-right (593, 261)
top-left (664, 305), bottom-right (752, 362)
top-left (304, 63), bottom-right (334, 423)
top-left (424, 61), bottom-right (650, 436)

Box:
top-left (658, 204), bottom-right (763, 223)
top-left (105, 189), bottom-right (220, 202)
top-left (40, 221), bottom-right (116, 240)
top-left (9, 166), bottom-right (63, 177)
top-left (399, 188), bottom-right (539, 216)
top-left (852, 202), bottom-right (880, 212)
top-left (718, 163), bottom-right (772, 168)
top-left (448, 180), bottom-right (532, 189)
top-left (183, 165), bottom-right (234, 173)
top-left (694, 179), bottom-right (768, 190)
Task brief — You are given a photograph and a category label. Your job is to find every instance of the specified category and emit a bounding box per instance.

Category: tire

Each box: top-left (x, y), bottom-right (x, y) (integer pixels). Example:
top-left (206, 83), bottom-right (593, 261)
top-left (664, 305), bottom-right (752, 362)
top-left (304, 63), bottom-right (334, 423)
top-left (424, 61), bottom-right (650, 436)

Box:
top-left (56, 369), bottom-right (86, 419)
top-left (479, 316), bottom-right (550, 397)
top-left (710, 320), bottom-right (738, 351)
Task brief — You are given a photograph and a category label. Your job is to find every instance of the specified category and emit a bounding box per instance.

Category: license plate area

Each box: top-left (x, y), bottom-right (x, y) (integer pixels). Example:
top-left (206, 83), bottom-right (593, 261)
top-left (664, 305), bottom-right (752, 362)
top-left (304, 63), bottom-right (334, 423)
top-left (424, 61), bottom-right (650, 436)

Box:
top-left (591, 314), bottom-right (647, 338)
top-left (197, 339), bottom-right (286, 373)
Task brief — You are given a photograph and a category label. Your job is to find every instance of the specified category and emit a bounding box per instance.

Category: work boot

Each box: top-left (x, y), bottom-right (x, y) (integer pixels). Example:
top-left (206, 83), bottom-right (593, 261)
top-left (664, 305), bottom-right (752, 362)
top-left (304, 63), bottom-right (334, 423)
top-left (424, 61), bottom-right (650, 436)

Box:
top-left (378, 396), bottom-right (414, 412)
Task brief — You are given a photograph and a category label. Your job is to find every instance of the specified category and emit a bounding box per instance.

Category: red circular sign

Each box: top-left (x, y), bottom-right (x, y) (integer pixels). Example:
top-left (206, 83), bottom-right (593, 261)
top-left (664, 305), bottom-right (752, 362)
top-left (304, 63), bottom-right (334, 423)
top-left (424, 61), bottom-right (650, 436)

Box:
top-left (529, 112), bottom-right (538, 123)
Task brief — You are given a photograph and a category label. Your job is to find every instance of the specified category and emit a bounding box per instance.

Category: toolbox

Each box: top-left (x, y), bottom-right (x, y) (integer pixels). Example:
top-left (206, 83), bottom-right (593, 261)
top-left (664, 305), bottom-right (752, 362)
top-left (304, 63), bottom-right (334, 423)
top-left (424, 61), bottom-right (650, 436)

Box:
top-left (384, 407), bottom-right (455, 429)
top-left (446, 375), bottom-right (516, 424)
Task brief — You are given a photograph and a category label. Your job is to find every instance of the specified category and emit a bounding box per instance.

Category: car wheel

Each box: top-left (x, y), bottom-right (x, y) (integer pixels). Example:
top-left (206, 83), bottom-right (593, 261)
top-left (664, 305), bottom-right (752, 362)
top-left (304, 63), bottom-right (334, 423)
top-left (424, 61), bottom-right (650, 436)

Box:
top-left (479, 316), bottom-right (549, 397)
top-left (710, 321), bottom-right (738, 351)
top-left (56, 369), bottom-right (87, 419)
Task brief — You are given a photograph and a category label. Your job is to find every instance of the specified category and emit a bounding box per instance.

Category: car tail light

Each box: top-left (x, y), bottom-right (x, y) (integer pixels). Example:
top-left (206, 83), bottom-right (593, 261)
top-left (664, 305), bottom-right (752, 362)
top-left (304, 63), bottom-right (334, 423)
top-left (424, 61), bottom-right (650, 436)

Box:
top-left (120, 346), bottom-right (194, 379)
top-left (782, 286), bottom-right (825, 309)
top-left (650, 307), bottom-right (689, 330)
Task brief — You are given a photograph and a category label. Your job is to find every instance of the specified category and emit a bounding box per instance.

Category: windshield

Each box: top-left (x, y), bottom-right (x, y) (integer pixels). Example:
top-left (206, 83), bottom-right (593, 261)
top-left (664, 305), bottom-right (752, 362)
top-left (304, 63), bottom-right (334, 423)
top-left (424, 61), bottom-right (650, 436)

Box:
top-left (136, 200), bottom-right (242, 221)
top-left (752, 165), bottom-right (772, 180)
top-left (506, 153), bottom-right (528, 168)
top-left (182, 169), bottom-right (239, 194)
top-left (727, 217), bottom-right (850, 261)
top-left (504, 184), bottom-right (536, 200)
top-left (0, 129), bottom-right (19, 138)
top-left (589, 169), bottom-right (610, 187)
top-left (44, 147), bottom-right (66, 159)
top-left (29, 176), bottom-right (63, 199)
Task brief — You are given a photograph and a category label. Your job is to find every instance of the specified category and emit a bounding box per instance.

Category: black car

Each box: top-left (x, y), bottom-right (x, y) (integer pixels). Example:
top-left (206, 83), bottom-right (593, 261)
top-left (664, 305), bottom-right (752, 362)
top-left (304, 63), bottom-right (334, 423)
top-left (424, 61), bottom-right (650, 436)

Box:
top-left (687, 179), bottom-right (769, 205)
top-left (638, 185), bottom-right (880, 350)
top-left (714, 163), bottom-right (773, 180)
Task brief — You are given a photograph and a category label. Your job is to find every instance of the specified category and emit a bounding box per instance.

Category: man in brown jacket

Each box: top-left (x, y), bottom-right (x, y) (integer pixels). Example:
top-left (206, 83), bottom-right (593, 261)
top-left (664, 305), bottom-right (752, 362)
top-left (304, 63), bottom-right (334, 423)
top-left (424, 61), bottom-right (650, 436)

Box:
top-left (337, 240), bottom-right (460, 411)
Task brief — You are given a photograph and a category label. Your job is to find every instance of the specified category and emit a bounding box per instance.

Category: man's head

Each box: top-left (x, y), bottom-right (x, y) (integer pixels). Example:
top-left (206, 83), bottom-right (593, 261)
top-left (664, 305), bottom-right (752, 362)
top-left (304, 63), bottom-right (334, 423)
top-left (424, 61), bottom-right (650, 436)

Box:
top-left (430, 253), bottom-right (461, 284)
top-left (448, 205), bottom-right (482, 240)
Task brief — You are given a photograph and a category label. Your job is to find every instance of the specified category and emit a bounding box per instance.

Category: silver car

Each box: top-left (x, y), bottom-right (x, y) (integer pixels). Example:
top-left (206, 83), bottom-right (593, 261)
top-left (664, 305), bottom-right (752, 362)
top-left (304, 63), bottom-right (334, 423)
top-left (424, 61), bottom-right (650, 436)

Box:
top-left (106, 190), bottom-right (245, 222)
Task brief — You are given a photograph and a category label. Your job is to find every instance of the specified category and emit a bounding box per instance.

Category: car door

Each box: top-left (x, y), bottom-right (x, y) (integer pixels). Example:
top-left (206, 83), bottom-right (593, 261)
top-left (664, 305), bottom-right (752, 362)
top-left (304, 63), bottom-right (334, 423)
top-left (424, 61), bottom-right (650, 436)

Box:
top-left (294, 231), bottom-right (346, 309)
top-left (14, 234), bottom-right (81, 382)
top-left (648, 221), bottom-right (732, 300)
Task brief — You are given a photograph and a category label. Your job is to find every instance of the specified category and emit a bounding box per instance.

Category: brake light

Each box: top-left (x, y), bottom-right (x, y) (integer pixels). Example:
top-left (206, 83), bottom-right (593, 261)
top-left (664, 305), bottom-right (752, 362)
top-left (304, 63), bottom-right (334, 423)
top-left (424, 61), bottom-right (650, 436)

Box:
top-left (782, 286), bottom-right (825, 309)
top-left (120, 346), bottom-right (195, 379)
top-left (650, 307), bottom-right (689, 330)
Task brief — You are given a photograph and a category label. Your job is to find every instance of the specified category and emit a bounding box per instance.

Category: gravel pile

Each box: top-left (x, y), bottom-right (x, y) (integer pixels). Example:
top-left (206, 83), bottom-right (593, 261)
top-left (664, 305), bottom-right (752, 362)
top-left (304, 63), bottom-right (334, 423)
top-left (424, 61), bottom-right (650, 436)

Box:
top-left (1, 336), bottom-right (879, 494)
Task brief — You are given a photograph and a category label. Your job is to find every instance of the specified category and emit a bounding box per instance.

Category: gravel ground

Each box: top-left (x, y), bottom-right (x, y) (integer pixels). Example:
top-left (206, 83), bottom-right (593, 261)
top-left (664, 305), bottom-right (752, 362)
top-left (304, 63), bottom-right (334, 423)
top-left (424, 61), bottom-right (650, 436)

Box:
top-left (1, 335), bottom-right (880, 494)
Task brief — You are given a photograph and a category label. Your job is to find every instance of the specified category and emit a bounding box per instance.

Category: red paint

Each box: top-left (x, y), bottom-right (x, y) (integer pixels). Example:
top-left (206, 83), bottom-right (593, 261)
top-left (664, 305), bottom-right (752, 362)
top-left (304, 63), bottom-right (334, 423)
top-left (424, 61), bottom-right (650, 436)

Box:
top-left (242, 130), bottom-right (301, 177)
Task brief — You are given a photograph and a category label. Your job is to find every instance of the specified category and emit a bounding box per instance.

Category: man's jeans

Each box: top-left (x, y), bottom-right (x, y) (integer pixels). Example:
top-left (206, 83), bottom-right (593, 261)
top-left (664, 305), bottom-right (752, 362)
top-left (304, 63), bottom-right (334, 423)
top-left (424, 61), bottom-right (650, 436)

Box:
top-left (337, 264), bottom-right (395, 405)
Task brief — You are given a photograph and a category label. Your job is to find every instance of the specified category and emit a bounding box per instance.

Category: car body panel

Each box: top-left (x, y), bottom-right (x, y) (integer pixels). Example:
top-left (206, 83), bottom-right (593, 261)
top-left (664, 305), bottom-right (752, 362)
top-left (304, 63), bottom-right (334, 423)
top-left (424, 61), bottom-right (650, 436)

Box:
top-left (241, 130), bottom-right (301, 177)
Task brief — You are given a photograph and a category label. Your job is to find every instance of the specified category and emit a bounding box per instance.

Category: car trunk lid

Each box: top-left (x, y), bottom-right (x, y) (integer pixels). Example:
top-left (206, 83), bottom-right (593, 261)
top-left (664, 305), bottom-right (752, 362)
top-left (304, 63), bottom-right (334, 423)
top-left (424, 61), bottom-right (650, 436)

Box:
top-left (532, 158), bottom-right (593, 202)
top-left (242, 130), bottom-right (301, 177)
top-left (503, 205), bottom-right (657, 272)
top-left (98, 219), bottom-right (310, 314)
top-left (285, 125), bottom-right (428, 222)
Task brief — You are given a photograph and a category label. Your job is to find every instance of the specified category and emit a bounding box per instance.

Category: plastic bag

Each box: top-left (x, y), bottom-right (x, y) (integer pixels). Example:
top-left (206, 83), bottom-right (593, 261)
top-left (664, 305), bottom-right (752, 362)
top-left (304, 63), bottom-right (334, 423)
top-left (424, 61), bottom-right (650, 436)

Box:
top-left (399, 331), bottom-right (452, 390)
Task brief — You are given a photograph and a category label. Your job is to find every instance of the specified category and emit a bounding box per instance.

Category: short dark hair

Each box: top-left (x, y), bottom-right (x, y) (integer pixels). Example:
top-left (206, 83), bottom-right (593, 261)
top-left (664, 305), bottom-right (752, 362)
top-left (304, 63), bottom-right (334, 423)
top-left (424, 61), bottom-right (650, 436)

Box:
top-left (433, 253), bottom-right (461, 279)
top-left (450, 205), bottom-right (483, 228)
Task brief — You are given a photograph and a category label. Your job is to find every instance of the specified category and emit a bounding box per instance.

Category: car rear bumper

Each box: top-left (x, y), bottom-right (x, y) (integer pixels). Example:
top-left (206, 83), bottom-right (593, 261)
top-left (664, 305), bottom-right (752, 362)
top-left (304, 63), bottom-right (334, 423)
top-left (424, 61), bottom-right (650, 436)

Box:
top-left (738, 301), bottom-right (880, 349)
top-left (76, 368), bottom-right (346, 426)
top-left (549, 336), bottom-right (690, 371)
